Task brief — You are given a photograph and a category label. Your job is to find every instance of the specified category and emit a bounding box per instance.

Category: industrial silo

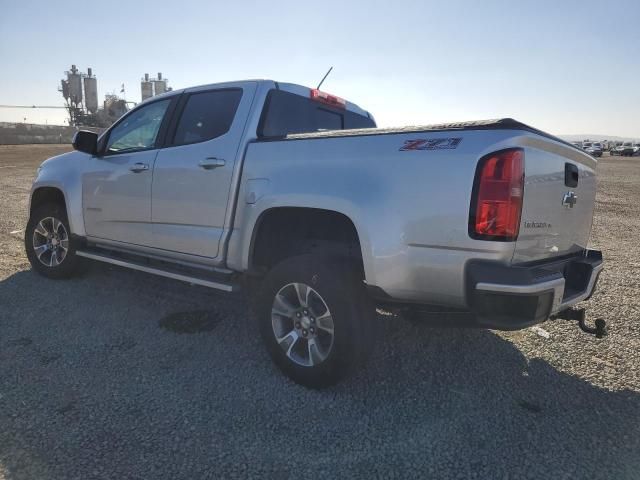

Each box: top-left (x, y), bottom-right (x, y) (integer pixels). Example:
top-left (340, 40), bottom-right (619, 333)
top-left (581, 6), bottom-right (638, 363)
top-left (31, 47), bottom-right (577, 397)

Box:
top-left (153, 72), bottom-right (167, 95)
top-left (141, 73), bottom-right (153, 100)
top-left (67, 64), bottom-right (83, 105)
top-left (83, 68), bottom-right (98, 113)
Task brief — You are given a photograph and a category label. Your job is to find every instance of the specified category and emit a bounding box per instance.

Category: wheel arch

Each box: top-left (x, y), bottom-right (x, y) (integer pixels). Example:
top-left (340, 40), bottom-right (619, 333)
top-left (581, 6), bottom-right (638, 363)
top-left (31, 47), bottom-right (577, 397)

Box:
top-left (247, 206), bottom-right (371, 278)
top-left (30, 186), bottom-right (68, 218)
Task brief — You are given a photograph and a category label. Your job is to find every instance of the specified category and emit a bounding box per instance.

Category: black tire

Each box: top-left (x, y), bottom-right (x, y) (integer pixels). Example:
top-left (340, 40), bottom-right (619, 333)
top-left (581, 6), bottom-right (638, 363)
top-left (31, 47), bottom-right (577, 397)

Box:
top-left (25, 203), bottom-right (82, 279)
top-left (254, 254), bottom-right (376, 388)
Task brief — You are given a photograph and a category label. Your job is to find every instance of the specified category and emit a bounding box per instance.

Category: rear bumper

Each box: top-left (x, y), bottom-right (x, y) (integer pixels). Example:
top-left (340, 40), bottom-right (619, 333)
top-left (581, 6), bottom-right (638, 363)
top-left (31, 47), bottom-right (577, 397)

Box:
top-left (466, 250), bottom-right (603, 330)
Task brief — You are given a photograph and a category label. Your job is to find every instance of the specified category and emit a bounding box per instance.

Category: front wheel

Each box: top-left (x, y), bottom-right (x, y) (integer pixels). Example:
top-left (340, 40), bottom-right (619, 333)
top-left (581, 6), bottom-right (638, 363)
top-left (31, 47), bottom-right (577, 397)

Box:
top-left (25, 203), bottom-right (82, 279)
top-left (255, 254), bottom-right (376, 388)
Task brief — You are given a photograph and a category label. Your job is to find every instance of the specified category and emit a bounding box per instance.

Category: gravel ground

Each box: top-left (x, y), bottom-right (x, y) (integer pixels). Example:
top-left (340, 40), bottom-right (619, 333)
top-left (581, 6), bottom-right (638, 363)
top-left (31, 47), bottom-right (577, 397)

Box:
top-left (0, 145), bottom-right (639, 479)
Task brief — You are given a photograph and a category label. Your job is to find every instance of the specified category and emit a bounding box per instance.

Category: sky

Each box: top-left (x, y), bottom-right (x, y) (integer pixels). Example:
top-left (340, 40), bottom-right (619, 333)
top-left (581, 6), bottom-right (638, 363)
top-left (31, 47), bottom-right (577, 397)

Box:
top-left (1, 0), bottom-right (639, 138)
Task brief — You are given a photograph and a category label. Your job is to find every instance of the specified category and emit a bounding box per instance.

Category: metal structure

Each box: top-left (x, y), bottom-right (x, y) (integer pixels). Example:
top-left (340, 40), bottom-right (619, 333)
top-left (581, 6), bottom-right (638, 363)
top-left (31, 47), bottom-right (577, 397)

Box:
top-left (83, 68), bottom-right (98, 113)
top-left (67, 65), bottom-right (83, 105)
top-left (141, 73), bottom-right (153, 101)
top-left (0, 65), bottom-right (170, 128)
top-left (153, 72), bottom-right (167, 95)
top-left (59, 65), bottom-right (134, 127)
top-left (142, 72), bottom-right (170, 100)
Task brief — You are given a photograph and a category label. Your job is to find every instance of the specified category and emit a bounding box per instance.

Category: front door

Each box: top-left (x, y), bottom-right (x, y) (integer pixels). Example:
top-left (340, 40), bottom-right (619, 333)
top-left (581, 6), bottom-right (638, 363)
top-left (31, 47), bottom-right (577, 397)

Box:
top-left (82, 98), bottom-right (173, 246)
top-left (150, 83), bottom-right (256, 258)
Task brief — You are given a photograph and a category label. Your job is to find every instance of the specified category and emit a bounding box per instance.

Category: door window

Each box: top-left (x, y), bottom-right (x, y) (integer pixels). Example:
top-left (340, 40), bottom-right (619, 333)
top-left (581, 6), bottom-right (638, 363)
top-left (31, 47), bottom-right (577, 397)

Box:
top-left (172, 89), bottom-right (243, 146)
top-left (106, 99), bottom-right (171, 154)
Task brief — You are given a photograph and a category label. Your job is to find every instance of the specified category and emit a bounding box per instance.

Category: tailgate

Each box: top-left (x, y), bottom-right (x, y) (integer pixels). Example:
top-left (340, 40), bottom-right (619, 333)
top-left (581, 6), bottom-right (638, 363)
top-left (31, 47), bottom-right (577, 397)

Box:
top-left (513, 142), bottom-right (597, 264)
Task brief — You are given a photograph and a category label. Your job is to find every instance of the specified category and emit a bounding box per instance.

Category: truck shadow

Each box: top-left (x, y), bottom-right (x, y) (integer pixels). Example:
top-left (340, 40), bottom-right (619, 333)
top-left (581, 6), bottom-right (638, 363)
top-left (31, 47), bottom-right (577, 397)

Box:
top-left (0, 264), bottom-right (638, 479)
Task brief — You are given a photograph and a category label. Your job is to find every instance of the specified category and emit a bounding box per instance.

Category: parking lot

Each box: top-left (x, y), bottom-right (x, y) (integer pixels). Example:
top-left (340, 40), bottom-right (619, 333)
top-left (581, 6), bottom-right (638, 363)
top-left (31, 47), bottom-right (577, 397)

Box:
top-left (0, 144), bottom-right (639, 479)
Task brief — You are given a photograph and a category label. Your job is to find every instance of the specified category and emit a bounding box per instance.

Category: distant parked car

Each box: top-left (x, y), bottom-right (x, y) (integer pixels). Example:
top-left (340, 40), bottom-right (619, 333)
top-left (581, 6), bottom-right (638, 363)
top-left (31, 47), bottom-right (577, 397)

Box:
top-left (633, 143), bottom-right (640, 156)
top-left (588, 142), bottom-right (603, 157)
top-left (614, 142), bottom-right (635, 156)
top-left (586, 145), bottom-right (603, 157)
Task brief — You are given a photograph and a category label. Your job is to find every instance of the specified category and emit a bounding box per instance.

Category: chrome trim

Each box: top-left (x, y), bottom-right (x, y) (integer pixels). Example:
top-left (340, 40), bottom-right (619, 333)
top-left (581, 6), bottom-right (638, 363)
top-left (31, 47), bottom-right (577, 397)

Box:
top-left (76, 250), bottom-right (236, 292)
top-left (475, 278), bottom-right (565, 295)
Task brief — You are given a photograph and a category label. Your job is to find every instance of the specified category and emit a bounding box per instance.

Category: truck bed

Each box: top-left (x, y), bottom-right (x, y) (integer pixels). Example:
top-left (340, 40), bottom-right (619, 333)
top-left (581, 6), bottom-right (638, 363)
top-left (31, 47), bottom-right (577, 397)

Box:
top-left (270, 118), bottom-right (580, 152)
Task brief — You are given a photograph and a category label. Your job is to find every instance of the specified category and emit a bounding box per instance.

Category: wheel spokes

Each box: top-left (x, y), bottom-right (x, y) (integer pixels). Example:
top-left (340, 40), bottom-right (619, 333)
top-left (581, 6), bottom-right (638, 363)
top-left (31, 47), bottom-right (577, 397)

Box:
top-left (308, 338), bottom-right (322, 366)
top-left (294, 282), bottom-right (310, 308)
top-left (315, 312), bottom-right (334, 335)
top-left (273, 293), bottom-right (296, 317)
top-left (33, 244), bottom-right (49, 259)
top-left (271, 282), bottom-right (334, 368)
top-left (49, 249), bottom-right (60, 267)
top-left (31, 216), bottom-right (69, 268)
top-left (34, 221), bottom-right (49, 238)
top-left (277, 330), bottom-right (300, 357)
top-left (51, 217), bottom-right (58, 234)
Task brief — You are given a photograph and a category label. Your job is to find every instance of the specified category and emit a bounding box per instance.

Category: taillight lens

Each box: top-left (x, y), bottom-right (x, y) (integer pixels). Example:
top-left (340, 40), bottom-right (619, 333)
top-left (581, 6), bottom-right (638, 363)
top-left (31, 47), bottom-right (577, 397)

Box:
top-left (469, 148), bottom-right (524, 241)
top-left (310, 88), bottom-right (346, 109)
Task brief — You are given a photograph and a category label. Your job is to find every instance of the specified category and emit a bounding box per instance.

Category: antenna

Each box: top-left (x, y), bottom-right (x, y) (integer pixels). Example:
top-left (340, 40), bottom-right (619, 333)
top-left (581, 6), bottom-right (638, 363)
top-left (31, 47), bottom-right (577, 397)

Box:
top-left (316, 66), bottom-right (333, 90)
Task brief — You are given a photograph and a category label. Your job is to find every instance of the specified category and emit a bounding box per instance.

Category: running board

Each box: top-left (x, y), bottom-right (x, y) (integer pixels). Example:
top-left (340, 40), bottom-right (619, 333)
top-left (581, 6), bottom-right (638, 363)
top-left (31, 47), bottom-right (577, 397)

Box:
top-left (75, 250), bottom-right (237, 292)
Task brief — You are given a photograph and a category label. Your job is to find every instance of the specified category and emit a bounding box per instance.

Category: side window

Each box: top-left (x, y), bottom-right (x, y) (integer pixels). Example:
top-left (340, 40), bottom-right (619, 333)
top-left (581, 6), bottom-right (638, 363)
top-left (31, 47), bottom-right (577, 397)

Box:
top-left (172, 89), bottom-right (243, 146)
top-left (106, 99), bottom-right (171, 154)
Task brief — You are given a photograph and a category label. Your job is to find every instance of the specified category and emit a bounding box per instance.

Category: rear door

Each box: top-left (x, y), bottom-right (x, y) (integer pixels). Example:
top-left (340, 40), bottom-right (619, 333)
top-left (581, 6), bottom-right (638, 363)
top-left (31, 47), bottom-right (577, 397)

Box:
top-left (150, 82), bottom-right (257, 258)
top-left (83, 98), bottom-right (174, 245)
top-left (512, 142), bottom-right (597, 263)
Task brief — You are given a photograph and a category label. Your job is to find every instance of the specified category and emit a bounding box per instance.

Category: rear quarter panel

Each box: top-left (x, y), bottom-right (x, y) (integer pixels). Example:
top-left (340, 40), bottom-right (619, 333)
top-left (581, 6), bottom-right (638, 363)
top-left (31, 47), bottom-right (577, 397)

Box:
top-left (228, 129), bottom-right (523, 307)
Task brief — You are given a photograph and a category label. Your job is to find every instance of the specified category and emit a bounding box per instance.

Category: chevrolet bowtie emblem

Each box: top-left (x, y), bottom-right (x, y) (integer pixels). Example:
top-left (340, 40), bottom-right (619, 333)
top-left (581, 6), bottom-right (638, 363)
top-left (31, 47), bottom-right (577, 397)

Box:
top-left (562, 191), bottom-right (577, 208)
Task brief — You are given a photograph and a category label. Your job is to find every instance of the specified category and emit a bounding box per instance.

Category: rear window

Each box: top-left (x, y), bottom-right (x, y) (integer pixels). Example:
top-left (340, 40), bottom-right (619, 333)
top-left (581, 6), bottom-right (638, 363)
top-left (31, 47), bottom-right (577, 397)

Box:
top-left (258, 89), bottom-right (375, 138)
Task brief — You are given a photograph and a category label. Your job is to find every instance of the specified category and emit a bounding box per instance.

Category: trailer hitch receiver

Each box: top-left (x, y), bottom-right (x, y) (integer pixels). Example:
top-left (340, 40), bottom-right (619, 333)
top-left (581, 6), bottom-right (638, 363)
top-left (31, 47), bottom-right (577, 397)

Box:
top-left (552, 307), bottom-right (607, 339)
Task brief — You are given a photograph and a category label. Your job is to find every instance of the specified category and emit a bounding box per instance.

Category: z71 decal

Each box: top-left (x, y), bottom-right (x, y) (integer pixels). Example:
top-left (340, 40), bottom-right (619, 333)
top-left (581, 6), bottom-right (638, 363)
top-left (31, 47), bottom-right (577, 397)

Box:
top-left (399, 137), bottom-right (463, 151)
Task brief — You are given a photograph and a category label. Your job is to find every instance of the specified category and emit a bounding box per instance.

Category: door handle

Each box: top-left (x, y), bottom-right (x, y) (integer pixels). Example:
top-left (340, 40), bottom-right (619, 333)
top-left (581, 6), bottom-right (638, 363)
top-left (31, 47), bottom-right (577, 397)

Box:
top-left (199, 158), bottom-right (226, 170)
top-left (129, 162), bottom-right (149, 173)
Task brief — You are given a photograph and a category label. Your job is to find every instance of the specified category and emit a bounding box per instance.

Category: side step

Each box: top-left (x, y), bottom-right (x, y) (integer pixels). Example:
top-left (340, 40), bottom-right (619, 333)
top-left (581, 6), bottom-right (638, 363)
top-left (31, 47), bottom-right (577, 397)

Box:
top-left (75, 250), bottom-right (238, 292)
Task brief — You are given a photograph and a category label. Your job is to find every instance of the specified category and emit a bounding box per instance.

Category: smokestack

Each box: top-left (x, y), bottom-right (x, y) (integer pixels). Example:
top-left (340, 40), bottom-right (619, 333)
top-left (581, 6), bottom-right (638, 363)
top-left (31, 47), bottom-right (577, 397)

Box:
top-left (87, 67), bottom-right (92, 77)
top-left (145, 73), bottom-right (149, 82)
top-left (158, 72), bottom-right (162, 80)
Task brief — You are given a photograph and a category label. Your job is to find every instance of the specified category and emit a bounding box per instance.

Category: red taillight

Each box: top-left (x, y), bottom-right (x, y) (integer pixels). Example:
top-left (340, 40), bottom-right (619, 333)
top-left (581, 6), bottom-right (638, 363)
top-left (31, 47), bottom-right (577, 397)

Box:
top-left (470, 148), bottom-right (524, 241)
top-left (310, 88), bottom-right (346, 109)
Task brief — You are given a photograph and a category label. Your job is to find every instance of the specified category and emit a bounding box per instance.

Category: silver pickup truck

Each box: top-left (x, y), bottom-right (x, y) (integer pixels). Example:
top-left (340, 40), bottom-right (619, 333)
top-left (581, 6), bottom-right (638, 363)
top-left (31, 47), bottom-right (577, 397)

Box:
top-left (25, 80), bottom-right (604, 387)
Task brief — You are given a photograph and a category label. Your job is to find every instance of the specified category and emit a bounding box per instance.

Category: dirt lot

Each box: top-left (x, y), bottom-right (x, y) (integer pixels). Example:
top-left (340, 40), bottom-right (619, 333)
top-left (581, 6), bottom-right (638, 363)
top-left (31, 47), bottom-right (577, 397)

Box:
top-left (1, 144), bottom-right (639, 479)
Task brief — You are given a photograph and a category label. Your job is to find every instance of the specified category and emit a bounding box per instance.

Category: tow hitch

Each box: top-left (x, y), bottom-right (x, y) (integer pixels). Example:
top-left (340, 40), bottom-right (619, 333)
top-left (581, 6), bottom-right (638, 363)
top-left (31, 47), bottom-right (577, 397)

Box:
top-left (552, 307), bottom-right (607, 339)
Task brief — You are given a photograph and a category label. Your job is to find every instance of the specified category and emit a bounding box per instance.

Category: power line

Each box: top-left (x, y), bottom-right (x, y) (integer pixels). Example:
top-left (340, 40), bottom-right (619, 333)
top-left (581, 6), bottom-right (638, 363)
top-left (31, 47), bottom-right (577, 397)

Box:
top-left (0, 105), bottom-right (66, 109)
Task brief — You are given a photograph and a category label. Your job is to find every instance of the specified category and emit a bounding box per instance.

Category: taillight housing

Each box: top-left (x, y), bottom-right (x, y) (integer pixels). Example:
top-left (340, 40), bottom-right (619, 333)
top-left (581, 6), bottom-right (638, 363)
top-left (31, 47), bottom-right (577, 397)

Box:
top-left (469, 148), bottom-right (524, 241)
top-left (310, 88), bottom-right (346, 109)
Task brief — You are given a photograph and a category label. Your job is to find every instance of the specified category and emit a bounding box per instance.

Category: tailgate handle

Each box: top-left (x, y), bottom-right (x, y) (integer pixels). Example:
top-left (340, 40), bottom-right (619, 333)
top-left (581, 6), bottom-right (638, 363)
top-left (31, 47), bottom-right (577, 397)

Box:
top-left (565, 163), bottom-right (579, 188)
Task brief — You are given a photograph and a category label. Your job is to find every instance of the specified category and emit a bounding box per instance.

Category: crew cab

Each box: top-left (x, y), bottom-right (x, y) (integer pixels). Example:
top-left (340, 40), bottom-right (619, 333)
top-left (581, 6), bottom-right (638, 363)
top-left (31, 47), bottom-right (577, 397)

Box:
top-left (26, 80), bottom-right (604, 387)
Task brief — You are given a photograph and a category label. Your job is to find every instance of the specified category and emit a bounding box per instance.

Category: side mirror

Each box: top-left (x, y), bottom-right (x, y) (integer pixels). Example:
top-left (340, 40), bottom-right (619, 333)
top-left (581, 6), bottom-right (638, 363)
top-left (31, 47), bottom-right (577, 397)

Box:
top-left (72, 130), bottom-right (98, 155)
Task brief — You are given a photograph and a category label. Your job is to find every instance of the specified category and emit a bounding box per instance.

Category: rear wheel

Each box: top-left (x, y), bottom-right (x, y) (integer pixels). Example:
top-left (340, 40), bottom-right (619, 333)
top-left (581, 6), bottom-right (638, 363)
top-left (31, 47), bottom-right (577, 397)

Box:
top-left (255, 254), bottom-right (375, 388)
top-left (25, 203), bottom-right (82, 279)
